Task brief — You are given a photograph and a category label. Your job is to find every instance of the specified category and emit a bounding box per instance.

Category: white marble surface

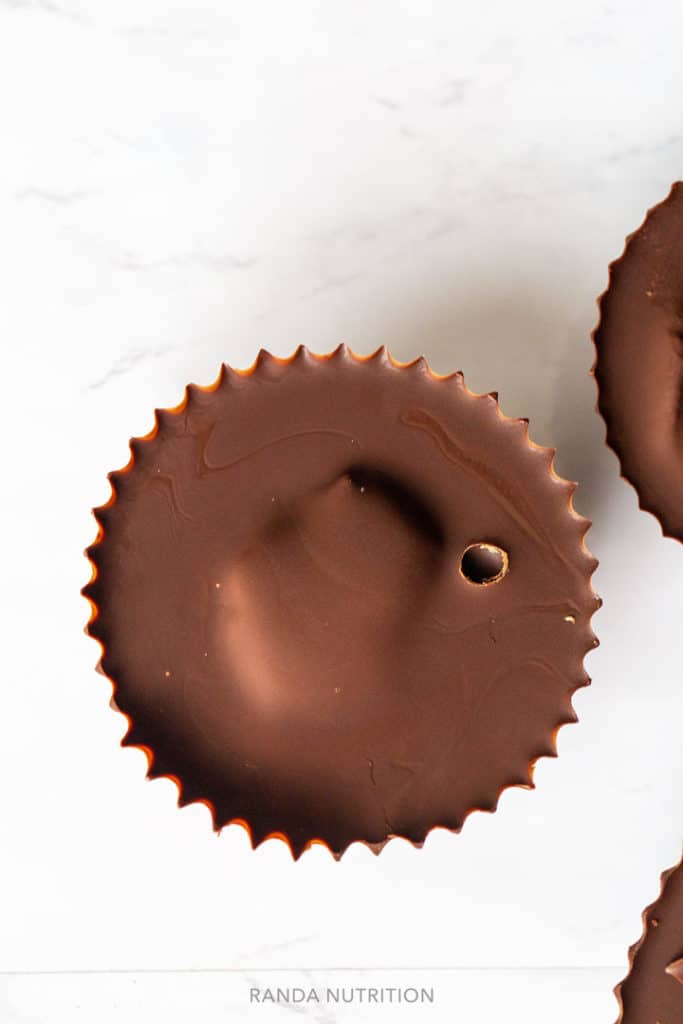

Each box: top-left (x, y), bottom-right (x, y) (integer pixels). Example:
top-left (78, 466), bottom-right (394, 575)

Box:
top-left (1, 1), bottom-right (683, 1021)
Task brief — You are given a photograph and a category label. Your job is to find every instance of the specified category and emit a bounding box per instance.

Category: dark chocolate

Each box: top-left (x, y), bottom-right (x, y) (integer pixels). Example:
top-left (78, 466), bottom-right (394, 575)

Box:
top-left (594, 181), bottom-right (683, 542)
top-left (616, 852), bottom-right (683, 1023)
top-left (83, 347), bottom-right (599, 858)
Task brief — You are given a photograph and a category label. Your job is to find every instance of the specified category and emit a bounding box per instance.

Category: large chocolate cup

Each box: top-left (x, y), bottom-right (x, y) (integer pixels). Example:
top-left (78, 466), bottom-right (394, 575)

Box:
top-left (614, 849), bottom-right (683, 1024)
top-left (83, 346), bottom-right (599, 858)
top-left (593, 181), bottom-right (683, 543)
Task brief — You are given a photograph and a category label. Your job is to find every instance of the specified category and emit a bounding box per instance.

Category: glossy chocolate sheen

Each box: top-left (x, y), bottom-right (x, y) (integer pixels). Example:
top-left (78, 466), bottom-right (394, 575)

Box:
top-left (616, 853), bottom-right (683, 1023)
top-left (84, 347), bottom-right (599, 858)
top-left (594, 181), bottom-right (683, 542)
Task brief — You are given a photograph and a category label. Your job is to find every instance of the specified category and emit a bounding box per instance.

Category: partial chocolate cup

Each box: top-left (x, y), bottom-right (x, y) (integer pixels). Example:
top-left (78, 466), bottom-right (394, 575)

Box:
top-left (83, 346), bottom-right (600, 859)
top-left (615, 850), bottom-right (683, 1023)
top-left (593, 181), bottom-right (683, 542)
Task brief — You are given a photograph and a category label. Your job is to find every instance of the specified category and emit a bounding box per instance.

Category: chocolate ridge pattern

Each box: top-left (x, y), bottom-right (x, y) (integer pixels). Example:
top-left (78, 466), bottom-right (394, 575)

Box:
top-left (614, 849), bottom-right (683, 1024)
top-left (592, 181), bottom-right (683, 543)
top-left (83, 345), bottom-right (600, 860)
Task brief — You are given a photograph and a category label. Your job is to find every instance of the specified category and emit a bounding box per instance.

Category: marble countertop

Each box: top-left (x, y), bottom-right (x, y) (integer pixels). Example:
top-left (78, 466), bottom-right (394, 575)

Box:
top-left (1, 1), bottom-right (682, 1021)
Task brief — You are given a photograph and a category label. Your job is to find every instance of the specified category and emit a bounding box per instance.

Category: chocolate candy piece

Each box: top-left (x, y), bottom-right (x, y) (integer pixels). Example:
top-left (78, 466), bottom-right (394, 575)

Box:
top-left (594, 182), bottom-right (683, 542)
top-left (615, 852), bottom-right (683, 1023)
top-left (83, 347), bottom-right (599, 858)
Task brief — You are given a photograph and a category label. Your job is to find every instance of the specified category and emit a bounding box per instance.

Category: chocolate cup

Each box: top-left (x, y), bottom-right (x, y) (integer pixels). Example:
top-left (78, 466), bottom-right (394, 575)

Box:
top-left (593, 181), bottom-right (683, 543)
top-left (614, 850), bottom-right (683, 1024)
top-left (83, 346), bottom-right (600, 859)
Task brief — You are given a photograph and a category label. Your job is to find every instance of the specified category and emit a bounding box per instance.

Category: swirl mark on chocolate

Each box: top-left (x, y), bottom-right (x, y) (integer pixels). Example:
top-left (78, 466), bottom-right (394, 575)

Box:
top-left (146, 472), bottom-right (194, 522)
top-left (424, 600), bottom-right (581, 637)
top-left (200, 426), bottom-right (360, 473)
top-left (400, 407), bottom-right (577, 576)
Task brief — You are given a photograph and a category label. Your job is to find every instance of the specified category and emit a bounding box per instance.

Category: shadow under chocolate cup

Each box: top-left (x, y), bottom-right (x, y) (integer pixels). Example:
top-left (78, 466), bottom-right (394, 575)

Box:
top-left (614, 849), bottom-right (683, 1024)
top-left (83, 345), bottom-right (599, 859)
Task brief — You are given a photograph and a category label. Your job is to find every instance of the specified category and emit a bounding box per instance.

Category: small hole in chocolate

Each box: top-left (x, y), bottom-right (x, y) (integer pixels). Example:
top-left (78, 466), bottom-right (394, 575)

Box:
top-left (459, 543), bottom-right (509, 585)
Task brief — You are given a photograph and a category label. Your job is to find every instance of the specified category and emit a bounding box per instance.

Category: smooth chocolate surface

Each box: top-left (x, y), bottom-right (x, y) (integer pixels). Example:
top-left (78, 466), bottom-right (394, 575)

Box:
top-left (616, 853), bottom-right (683, 1024)
top-left (84, 347), bottom-right (599, 857)
top-left (594, 181), bottom-right (683, 542)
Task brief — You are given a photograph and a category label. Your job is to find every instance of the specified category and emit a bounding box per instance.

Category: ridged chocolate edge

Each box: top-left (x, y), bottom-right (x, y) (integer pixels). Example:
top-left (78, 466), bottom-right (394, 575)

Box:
top-left (82, 344), bottom-right (601, 861)
top-left (591, 180), bottom-right (683, 545)
top-left (613, 848), bottom-right (683, 1023)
